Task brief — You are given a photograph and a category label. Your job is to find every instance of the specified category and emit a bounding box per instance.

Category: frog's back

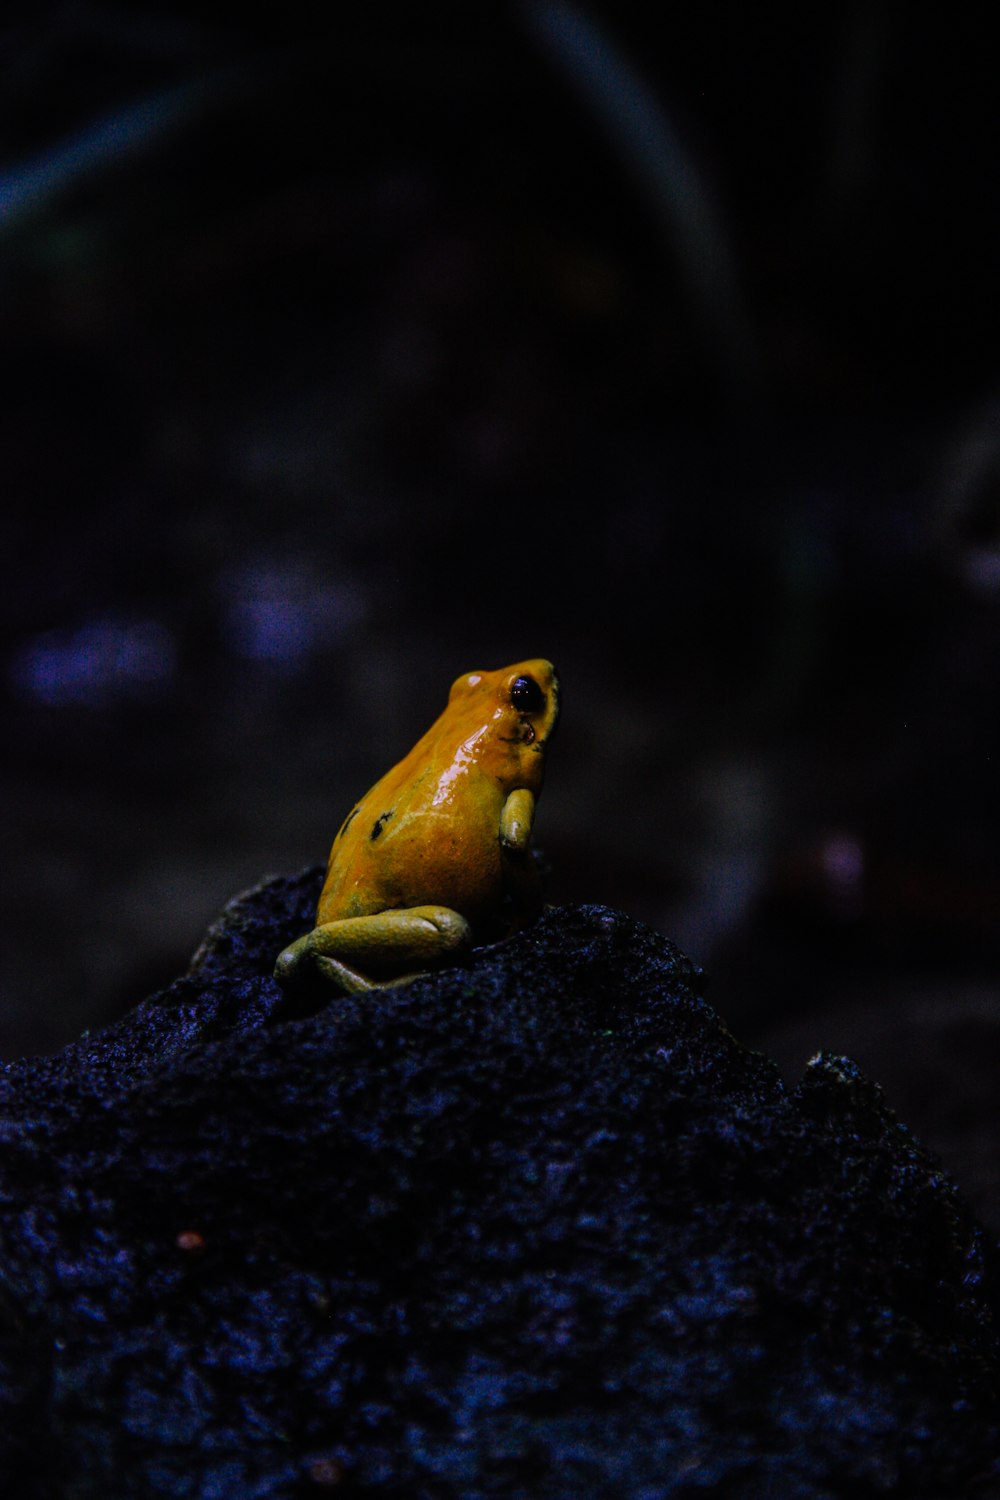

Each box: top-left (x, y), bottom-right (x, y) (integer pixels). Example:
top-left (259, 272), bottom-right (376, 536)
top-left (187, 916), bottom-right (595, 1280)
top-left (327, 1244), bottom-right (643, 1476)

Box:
top-left (316, 716), bottom-right (503, 926)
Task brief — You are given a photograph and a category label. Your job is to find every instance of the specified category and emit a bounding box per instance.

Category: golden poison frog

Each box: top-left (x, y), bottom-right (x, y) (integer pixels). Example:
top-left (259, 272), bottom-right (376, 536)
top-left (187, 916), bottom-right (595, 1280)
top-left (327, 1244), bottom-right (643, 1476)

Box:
top-left (274, 658), bottom-right (559, 993)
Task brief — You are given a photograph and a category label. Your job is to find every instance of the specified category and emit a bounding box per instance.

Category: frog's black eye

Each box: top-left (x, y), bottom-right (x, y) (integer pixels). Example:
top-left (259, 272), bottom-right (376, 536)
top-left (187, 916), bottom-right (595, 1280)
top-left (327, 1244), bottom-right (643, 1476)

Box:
top-left (510, 675), bottom-right (544, 714)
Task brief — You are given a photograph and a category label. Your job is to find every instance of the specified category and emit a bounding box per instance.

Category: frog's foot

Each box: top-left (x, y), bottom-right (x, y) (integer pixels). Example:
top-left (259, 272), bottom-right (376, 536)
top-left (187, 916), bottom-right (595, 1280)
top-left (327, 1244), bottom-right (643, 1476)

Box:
top-left (274, 934), bottom-right (381, 994)
top-left (274, 905), bottom-right (473, 995)
top-left (309, 954), bottom-right (384, 994)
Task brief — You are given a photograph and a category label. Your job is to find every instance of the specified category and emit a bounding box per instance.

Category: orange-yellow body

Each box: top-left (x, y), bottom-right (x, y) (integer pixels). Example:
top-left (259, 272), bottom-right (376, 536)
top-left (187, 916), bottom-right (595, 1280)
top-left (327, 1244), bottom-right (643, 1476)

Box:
top-left (274, 658), bottom-right (559, 993)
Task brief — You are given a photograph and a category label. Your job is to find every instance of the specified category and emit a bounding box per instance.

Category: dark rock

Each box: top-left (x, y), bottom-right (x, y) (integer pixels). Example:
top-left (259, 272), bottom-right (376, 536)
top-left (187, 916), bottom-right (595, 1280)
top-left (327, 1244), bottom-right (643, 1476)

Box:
top-left (1, 871), bottom-right (998, 1498)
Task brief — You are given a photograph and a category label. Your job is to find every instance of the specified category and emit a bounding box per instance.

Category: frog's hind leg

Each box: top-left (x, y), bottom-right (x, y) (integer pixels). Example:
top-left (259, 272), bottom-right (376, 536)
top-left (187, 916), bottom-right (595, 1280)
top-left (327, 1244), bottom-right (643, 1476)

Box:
top-left (311, 904), bottom-right (473, 972)
top-left (275, 905), bottom-right (473, 995)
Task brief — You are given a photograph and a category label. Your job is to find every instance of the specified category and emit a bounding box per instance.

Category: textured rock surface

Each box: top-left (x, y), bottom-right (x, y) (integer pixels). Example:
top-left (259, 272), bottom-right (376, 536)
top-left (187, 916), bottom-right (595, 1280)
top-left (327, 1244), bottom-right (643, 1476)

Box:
top-left (1, 871), bottom-right (998, 1498)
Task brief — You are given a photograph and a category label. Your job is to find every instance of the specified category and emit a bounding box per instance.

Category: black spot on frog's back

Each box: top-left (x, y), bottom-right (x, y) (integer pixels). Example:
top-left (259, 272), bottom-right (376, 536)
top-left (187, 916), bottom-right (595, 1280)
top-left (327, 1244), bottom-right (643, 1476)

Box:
top-left (370, 809), bottom-right (395, 841)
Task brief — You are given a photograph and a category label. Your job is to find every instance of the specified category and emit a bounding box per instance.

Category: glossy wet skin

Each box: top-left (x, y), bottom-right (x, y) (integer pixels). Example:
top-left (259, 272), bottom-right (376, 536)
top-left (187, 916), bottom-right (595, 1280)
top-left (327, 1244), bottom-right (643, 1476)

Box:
top-left (274, 659), bottom-right (559, 992)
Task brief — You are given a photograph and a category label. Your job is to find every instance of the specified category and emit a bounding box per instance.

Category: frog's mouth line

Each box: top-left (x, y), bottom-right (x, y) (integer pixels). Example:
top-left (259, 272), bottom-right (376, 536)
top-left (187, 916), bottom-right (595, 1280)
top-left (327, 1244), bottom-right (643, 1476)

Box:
top-left (498, 727), bottom-right (552, 752)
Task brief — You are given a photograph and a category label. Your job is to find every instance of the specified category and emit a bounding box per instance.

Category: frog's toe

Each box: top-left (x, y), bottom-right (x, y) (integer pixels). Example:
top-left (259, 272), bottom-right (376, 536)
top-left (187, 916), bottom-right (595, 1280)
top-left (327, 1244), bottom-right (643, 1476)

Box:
top-left (273, 933), bottom-right (314, 987)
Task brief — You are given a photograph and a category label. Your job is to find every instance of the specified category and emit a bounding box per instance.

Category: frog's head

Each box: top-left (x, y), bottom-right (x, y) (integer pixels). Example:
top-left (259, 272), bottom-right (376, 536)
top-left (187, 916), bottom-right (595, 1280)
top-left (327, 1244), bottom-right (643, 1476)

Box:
top-left (448, 657), bottom-right (559, 789)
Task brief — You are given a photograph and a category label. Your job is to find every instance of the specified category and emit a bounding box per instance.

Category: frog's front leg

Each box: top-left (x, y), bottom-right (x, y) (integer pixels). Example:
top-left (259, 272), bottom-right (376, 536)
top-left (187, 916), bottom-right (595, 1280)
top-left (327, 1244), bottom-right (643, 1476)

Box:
top-left (274, 905), bottom-right (472, 994)
top-left (498, 787), bottom-right (542, 922)
top-left (499, 787), bottom-right (535, 855)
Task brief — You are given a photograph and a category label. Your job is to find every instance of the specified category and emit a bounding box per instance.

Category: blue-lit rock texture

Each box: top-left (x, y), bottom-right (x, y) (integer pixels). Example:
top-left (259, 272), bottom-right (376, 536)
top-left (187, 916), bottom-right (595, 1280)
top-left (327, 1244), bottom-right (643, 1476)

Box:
top-left (1, 872), bottom-right (998, 1499)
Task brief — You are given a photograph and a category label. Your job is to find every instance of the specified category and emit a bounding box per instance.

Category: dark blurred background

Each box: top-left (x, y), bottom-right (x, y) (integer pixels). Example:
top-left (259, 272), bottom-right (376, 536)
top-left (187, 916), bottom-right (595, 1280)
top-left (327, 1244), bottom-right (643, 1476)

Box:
top-left (2, 3), bottom-right (998, 1225)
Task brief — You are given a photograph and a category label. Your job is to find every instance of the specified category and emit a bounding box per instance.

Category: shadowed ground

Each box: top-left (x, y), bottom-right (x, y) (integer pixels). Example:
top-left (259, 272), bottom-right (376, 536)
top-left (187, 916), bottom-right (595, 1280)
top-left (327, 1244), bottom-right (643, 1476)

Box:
top-left (1, 874), bottom-right (997, 1498)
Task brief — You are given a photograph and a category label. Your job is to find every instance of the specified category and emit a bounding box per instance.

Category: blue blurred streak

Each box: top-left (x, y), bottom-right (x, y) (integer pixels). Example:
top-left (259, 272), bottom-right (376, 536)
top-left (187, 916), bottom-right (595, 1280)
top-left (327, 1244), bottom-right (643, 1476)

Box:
top-left (520, 0), bottom-right (757, 394)
top-left (0, 69), bottom-right (250, 231)
top-left (220, 561), bottom-right (366, 672)
top-left (10, 617), bottom-right (176, 706)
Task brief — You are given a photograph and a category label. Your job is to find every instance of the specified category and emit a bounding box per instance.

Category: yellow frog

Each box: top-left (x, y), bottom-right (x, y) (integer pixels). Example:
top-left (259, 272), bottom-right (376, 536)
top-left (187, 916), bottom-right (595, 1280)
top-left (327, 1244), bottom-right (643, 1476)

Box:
top-left (274, 658), bottom-right (559, 993)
